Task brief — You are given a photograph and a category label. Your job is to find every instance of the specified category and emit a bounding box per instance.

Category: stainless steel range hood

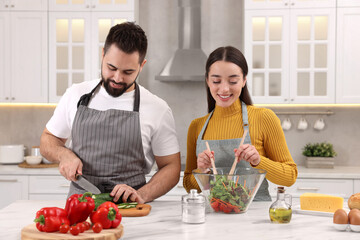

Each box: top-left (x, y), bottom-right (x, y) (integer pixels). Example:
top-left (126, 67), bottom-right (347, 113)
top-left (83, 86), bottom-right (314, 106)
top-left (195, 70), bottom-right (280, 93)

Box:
top-left (155, 0), bottom-right (207, 81)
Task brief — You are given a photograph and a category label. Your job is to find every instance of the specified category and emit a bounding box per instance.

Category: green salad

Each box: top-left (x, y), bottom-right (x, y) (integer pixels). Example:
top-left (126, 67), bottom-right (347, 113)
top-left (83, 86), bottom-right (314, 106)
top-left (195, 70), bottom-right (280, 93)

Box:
top-left (209, 175), bottom-right (251, 213)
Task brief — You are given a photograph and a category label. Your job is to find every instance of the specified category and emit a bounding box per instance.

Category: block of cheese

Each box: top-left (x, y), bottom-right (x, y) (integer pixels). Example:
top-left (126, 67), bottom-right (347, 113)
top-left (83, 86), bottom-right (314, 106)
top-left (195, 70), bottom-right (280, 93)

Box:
top-left (300, 193), bottom-right (344, 213)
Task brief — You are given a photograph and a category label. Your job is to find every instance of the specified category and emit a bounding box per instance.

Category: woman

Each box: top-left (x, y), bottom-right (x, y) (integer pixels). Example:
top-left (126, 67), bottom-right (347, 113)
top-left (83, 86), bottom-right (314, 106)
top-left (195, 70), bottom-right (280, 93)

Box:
top-left (183, 46), bottom-right (297, 201)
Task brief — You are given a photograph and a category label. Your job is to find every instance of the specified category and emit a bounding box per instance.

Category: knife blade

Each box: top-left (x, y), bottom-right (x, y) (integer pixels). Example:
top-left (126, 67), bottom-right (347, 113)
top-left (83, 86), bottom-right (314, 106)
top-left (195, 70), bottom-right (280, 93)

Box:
top-left (74, 174), bottom-right (101, 194)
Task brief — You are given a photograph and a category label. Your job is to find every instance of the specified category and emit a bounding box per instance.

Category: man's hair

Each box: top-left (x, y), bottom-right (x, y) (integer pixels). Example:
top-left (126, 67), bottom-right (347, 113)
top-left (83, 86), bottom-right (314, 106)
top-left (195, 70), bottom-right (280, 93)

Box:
top-left (103, 22), bottom-right (148, 63)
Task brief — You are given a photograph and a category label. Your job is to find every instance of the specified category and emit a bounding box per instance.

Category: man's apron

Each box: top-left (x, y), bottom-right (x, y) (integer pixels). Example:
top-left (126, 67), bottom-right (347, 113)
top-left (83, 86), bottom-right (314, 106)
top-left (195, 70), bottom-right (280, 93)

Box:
top-left (196, 101), bottom-right (271, 201)
top-left (68, 81), bottom-right (146, 197)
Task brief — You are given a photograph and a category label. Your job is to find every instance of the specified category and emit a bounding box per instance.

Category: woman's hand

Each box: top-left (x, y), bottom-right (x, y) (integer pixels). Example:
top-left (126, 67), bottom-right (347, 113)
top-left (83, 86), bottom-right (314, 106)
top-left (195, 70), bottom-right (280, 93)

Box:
top-left (234, 144), bottom-right (261, 166)
top-left (197, 149), bottom-right (214, 173)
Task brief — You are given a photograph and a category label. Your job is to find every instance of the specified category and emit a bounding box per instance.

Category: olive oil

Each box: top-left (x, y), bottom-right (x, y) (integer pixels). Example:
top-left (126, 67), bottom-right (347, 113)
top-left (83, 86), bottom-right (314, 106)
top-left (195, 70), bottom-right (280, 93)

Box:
top-left (269, 208), bottom-right (292, 223)
top-left (269, 187), bottom-right (292, 224)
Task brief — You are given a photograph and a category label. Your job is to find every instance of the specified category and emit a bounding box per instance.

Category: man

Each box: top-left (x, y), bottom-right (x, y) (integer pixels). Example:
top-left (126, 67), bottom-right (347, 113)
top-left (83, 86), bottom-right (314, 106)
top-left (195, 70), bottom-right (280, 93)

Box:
top-left (40, 22), bottom-right (181, 204)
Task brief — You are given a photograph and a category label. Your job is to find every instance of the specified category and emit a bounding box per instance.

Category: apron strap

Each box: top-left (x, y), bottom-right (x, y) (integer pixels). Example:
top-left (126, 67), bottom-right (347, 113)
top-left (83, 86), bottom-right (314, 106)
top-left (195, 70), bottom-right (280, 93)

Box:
top-left (241, 101), bottom-right (252, 144)
top-left (196, 101), bottom-right (251, 144)
top-left (196, 111), bottom-right (214, 143)
top-left (77, 80), bottom-right (103, 108)
top-left (133, 83), bottom-right (140, 112)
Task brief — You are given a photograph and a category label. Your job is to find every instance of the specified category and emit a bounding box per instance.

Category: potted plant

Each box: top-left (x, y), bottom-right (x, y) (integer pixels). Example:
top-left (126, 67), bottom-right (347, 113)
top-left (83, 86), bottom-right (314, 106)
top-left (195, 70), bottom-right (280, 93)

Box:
top-left (302, 142), bottom-right (337, 168)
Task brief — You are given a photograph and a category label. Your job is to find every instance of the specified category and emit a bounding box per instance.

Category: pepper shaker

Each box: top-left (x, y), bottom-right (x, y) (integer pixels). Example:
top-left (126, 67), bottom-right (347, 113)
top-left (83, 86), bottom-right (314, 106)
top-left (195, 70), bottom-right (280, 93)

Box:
top-left (182, 189), bottom-right (205, 224)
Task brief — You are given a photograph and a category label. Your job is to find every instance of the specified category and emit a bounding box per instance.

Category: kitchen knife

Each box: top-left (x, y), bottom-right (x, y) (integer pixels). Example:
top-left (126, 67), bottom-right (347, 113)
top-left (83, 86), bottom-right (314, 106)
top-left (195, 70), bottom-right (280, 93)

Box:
top-left (74, 174), bottom-right (101, 194)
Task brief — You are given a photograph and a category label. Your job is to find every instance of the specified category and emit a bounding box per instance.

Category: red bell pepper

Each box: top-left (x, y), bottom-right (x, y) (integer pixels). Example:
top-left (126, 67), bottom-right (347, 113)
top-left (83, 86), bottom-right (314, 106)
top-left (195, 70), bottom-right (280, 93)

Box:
top-left (34, 207), bottom-right (70, 232)
top-left (65, 192), bottom-right (95, 225)
top-left (90, 201), bottom-right (122, 229)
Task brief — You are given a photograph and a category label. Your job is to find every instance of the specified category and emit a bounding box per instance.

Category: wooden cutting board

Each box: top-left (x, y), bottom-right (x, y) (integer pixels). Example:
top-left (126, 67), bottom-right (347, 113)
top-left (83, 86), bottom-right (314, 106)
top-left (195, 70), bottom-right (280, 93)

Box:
top-left (118, 203), bottom-right (151, 217)
top-left (21, 223), bottom-right (123, 240)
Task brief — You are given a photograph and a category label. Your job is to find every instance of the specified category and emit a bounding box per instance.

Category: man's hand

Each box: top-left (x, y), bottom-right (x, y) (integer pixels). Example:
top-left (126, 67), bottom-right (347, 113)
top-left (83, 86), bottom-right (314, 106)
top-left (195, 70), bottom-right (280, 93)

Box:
top-left (110, 184), bottom-right (145, 204)
top-left (59, 157), bottom-right (83, 181)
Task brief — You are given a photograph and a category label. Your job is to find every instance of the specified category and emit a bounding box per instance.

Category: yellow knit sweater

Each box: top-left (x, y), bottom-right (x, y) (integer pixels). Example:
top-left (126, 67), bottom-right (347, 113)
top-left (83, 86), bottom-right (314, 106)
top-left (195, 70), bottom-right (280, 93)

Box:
top-left (183, 99), bottom-right (298, 193)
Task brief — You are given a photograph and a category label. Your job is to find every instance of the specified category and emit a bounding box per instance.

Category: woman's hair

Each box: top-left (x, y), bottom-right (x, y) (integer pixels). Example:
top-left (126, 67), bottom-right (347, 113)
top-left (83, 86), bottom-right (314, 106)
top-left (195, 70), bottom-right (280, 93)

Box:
top-left (104, 22), bottom-right (148, 64)
top-left (205, 46), bottom-right (253, 113)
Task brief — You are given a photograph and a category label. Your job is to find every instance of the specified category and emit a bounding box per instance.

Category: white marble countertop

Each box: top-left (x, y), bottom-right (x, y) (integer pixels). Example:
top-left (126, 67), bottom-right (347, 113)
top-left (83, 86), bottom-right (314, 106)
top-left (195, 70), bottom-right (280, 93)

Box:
top-left (0, 165), bottom-right (359, 179)
top-left (0, 199), bottom-right (358, 240)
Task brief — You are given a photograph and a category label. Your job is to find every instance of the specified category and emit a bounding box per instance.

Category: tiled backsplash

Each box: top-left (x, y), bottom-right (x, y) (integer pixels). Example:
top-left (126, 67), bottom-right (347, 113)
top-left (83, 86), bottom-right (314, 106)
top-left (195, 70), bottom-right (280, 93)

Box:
top-left (0, 105), bottom-right (359, 167)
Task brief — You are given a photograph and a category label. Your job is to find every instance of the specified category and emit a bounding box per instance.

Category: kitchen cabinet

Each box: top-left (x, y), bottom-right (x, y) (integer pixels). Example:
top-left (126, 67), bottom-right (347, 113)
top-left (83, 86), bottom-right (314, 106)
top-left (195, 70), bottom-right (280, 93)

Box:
top-left (48, 0), bottom-right (135, 103)
top-left (0, 1), bottom-right (48, 103)
top-left (268, 178), bottom-right (354, 198)
top-left (244, 0), bottom-right (335, 10)
top-left (335, 4), bottom-right (360, 103)
top-left (48, 0), bottom-right (134, 12)
top-left (0, 175), bottom-right (28, 209)
top-left (28, 175), bottom-right (70, 200)
top-left (244, 0), bottom-right (336, 104)
top-left (354, 180), bottom-right (360, 193)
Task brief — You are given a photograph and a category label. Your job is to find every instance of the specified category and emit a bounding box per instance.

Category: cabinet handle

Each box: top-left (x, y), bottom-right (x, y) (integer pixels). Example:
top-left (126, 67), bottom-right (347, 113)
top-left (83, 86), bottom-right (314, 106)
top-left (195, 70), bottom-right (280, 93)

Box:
top-left (297, 187), bottom-right (319, 191)
top-left (11, 97), bottom-right (15, 100)
top-left (92, 5), bottom-right (96, 8)
top-left (86, 5), bottom-right (90, 8)
top-left (60, 184), bottom-right (70, 187)
top-left (11, 4), bottom-right (14, 7)
top-left (5, 4), bottom-right (8, 7)
top-left (0, 179), bottom-right (18, 182)
top-left (5, 97), bottom-right (9, 100)
top-left (176, 185), bottom-right (184, 188)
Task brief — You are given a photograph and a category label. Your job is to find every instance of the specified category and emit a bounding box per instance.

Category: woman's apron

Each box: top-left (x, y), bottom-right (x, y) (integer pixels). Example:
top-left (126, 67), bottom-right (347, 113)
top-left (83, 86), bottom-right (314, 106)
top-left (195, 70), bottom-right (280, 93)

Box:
top-left (196, 101), bottom-right (271, 201)
top-left (68, 81), bottom-right (146, 197)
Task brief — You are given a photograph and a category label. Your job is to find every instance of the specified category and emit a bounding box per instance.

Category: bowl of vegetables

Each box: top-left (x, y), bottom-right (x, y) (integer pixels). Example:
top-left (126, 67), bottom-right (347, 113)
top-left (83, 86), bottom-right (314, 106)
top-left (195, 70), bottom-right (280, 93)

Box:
top-left (193, 167), bottom-right (266, 214)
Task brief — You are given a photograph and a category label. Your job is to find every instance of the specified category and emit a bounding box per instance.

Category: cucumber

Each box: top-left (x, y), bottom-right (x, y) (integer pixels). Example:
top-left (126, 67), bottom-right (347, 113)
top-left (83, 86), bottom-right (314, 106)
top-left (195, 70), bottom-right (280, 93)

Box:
top-left (92, 193), bottom-right (137, 209)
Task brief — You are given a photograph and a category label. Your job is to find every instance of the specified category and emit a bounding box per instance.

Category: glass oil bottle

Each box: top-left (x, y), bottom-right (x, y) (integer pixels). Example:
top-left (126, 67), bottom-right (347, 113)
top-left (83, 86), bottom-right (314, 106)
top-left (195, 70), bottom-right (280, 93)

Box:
top-left (269, 186), bottom-right (292, 224)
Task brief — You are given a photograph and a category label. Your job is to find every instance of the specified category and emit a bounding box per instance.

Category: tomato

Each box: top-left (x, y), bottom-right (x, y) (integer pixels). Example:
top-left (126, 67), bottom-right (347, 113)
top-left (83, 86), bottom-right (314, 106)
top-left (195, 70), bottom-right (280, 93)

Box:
top-left (92, 222), bottom-right (103, 233)
top-left (83, 221), bottom-right (91, 231)
top-left (77, 222), bottom-right (85, 233)
top-left (59, 224), bottom-right (70, 234)
top-left (70, 225), bottom-right (80, 236)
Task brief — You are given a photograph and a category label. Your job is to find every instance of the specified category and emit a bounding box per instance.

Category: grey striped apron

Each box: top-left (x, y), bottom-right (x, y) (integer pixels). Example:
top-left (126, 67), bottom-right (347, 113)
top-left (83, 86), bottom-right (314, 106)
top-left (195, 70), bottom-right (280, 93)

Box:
top-left (68, 81), bottom-right (146, 197)
top-left (196, 101), bottom-right (271, 201)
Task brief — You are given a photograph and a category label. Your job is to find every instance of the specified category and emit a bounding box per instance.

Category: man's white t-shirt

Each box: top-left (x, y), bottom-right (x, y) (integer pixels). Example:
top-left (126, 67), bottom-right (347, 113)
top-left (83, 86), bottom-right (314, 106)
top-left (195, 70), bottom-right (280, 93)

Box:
top-left (46, 79), bottom-right (180, 173)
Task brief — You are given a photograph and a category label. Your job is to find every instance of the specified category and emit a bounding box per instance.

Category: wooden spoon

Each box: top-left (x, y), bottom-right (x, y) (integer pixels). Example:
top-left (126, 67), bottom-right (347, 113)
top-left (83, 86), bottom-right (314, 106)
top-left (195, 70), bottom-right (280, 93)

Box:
top-left (228, 129), bottom-right (248, 177)
top-left (205, 141), bottom-right (217, 174)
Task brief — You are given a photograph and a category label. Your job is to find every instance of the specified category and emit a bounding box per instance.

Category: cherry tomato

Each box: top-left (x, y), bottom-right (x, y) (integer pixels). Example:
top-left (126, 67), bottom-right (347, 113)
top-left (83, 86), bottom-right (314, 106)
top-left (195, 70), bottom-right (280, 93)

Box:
top-left (83, 221), bottom-right (91, 231)
top-left (77, 222), bottom-right (85, 233)
top-left (92, 222), bottom-right (103, 233)
top-left (59, 224), bottom-right (70, 234)
top-left (70, 225), bottom-right (80, 236)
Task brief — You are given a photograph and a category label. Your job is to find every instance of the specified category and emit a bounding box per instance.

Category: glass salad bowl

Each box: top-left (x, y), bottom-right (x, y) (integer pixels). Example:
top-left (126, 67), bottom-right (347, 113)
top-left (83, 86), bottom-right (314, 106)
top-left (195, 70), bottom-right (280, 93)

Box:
top-left (193, 167), bottom-right (266, 214)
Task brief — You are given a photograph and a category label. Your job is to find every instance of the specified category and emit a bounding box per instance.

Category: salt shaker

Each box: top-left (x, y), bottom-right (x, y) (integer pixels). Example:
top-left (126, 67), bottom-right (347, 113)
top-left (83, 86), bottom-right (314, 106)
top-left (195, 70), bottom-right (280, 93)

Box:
top-left (182, 189), bottom-right (205, 224)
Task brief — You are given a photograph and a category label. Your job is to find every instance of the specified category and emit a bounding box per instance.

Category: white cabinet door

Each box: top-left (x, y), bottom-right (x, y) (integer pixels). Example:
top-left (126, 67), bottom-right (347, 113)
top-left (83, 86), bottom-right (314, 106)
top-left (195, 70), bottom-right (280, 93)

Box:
top-left (245, 10), bottom-right (290, 104)
top-left (48, 12), bottom-right (92, 103)
top-left (0, 9), bottom-right (47, 103)
top-left (354, 180), bottom-right (360, 193)
top-left (49, 0), bottom-right (134, 12)
top-left (336, 7), bottom-right (360, 103)
top-left (269, 178), bottom-right (353, 198)
top-left (28, 175), bottom-right (70, 200)
top-left (0, 11), bottom-right (10, 102)
top-left (0, 175), bottom-right (28, 209)
top-left (244, 3), bottom-right (335, 104)
top-left (10, 12), bottom-right (48, 103)
top-left (9, 0), bottom-right (47, 11)
top-left (338, 0), bottom-right (360, 7)
top-left (245, 0), bottom-right (335, 10)
top-left (49, 11), bottom-right (135, 103)
top-left (289, 8), bottom-right (335, 104)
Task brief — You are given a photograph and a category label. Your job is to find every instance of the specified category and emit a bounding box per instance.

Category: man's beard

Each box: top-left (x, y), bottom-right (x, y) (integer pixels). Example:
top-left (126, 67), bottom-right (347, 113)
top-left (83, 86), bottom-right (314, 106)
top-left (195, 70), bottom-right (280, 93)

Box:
top-left (102, 77), bottom-right (128, 97)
